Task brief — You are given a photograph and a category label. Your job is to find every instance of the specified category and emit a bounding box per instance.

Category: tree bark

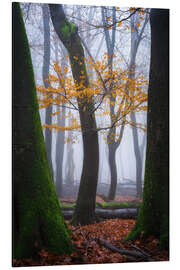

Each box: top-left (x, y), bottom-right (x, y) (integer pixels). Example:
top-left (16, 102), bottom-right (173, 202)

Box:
top-left (49, 4), bottom-right (99, 225)
top-left (12, 3), bottom-right (73, 259)
top-left (102, 7), bottom-right (120, 200)
top-left (42, 4), bottom-right (54, 180)
top-left (127, 9), bottom-right (169, 250)
top-left (108, 143), bottom-right (117, 200)
top-left (54, 40), bottom-right (66, 197)
top-left (129, 12), bottom-right (149, 198)
top-left (55, 107), bottom-right (65, 196)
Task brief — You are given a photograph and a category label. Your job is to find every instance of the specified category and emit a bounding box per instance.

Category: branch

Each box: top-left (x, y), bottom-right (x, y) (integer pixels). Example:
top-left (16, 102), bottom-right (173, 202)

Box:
top-left (95, 238), bottom-right (153, 261)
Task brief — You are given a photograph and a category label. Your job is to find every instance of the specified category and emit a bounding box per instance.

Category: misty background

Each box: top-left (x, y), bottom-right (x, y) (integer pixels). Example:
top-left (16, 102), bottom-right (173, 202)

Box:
top-left (21, 2), bottom-right (150, 198)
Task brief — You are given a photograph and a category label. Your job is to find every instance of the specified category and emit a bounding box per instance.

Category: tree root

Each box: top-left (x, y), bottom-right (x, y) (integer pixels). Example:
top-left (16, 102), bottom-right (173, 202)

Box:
top-left (94, 238), bottom-right (153, 262)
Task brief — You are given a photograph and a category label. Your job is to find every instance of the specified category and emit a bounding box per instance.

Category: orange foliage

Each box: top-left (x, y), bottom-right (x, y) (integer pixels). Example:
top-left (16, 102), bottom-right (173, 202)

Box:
top-left (37, 53), bottom-right (148, 139)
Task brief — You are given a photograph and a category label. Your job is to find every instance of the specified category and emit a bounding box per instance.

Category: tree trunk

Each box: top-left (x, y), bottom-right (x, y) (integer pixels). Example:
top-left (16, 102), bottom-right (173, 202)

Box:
top-left (55, 107), bottom-right (65, 197)
top-left (12, 3), bottom-right (73, 259)
top-left (128, 12), bottom-right (148, 198)
top-left (49, 4), bottom-right (99, 225)
top-left (102, 7), bottom-right (119, 200)
top-left (127, 9), bottom-right (169, 250)
top-left (131, 114), bottom-right (143, 198)
top-left (42, 4), bottom-right (54, 180)
top-left (54, 41), bottom-right (66, 197)
top-left (65, 127), bottom-right (75, 186)
top-left (108, 143), bottom-right (117, 200)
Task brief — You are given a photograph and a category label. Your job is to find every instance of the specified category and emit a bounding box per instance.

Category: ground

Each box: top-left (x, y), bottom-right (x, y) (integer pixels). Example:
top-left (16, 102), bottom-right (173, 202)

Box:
top-left (61, 194), bottom-right (142, 204)
top-left (13, 195), bottom-right (168, 266)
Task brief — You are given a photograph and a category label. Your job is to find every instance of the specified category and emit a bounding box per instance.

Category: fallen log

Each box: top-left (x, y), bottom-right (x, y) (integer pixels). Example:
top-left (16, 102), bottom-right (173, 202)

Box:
top-left (62, 208), bottom-right (138, 220)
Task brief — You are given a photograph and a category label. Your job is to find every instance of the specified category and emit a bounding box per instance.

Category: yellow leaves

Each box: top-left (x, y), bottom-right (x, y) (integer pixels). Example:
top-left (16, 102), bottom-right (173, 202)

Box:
top-left (37, 52), bottom-right (148, 135)
top-left (136, 22), bottom-right (141, 28)
top-left (106, 16), bottom-right (111, 21)
top-left (139, 9), bottom-right (145, 15)
top-left (130, 7), bottom-right (136, 13)
top-left (106, 24), bottom-right (111, 30)
top-left (42, 123), bottom-right (81, 132)
top-left (117, 21), bottom-right (122, 27)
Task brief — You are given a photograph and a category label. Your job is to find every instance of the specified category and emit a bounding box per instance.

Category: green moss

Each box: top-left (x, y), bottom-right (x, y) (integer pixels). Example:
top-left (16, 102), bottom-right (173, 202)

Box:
top-left (61, 201), bottom-right (141, 210)
top-left (61, 20), bottom-right (76, 37)
top-left (97, 201), bottom-right (141, 209)
top-left (13, 3), bottom-right (73, 259)
top-left (62, 203), bottom-right (76, 209)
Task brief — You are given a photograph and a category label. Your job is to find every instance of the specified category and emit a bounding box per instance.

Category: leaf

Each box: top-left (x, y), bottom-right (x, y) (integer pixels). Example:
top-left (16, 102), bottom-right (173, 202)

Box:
top-left (137, 22), bottom-right (141, 27)
top-left (117, 21), bottom-right (122, 27)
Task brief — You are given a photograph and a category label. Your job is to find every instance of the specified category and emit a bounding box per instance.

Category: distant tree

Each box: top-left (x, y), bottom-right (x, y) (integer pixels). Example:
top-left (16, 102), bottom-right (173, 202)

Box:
top-left (12, 3), bottom-right (73, 259)
top-left (129, 10), bottom-right (149, 198)
top-left (54, 40), bottom-right (66, 197)
top-left (127, 8), bottom-right (169, 249)
top-left (42, 4), bottom-right (54, 180)
top-left (65, 120), bottom-right (75, 186)
top-left (49, 3), bottom-right (99, 225)
top-left (101, 6), bottom-right (120, 200)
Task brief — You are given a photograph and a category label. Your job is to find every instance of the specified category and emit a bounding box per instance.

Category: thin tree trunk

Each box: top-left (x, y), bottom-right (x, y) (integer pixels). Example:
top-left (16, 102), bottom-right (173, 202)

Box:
top-left (102, 6), bottom-right (119, 200)
top-left (129, 11), bottom-right (149, 198)
top-left (108, 143), bottom-right (117, 200)
top-left (55, 107), bottom-right (65, 196)
top-left (54, 40), bottom-right (66, 197)
top-left (42, 4), bottom-right (54, 180)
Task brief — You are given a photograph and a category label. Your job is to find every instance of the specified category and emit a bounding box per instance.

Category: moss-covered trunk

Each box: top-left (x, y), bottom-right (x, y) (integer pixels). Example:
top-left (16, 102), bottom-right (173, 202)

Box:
top-left (49, 4), bottom-right (99, 225)
top-left (127, 9), bottom-right (169, 249)
top-left (12, 3), bottom-right (73, 259)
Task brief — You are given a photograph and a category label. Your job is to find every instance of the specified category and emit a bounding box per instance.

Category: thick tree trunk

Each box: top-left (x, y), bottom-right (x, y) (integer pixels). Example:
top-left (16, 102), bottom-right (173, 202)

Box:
top-left (49, 4), bottom-right (99, 225)
top-left (42, 4), bottom-right (54, 180)
top-left (12, 3), bottom-right (73, 259)
top-left (127, 9), bottom-right (169, 249)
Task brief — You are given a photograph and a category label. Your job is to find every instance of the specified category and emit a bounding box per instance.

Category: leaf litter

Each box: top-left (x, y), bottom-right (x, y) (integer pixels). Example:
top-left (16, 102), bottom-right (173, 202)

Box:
top-left (13, 218), bottom-right (168, 267)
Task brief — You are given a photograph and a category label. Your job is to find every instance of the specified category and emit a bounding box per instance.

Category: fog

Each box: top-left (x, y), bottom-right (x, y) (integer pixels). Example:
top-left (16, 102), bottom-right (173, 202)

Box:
top-left (21, 2), bottom-right (150, 196)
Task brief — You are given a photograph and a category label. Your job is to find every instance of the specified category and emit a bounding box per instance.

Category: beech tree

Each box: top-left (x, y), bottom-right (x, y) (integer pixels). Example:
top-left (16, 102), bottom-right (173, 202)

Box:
top-left (49, 3), bottom-right (99, 225)
top-left (12, 3), bottom-right (73, 259)
top-left (39, 4), bottom-right (147, 225)
top-left (127, 8), bottom-right (169, 249)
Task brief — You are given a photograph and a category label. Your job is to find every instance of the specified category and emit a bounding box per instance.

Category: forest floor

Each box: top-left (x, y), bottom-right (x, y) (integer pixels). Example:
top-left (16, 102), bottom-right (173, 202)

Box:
top-left (13, 195), bottom-right (169, 267)
top-left (61, 194), bottom-right (142, 204)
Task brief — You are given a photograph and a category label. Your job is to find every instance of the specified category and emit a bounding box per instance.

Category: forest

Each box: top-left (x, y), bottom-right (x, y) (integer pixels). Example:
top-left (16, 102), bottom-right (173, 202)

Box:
top-left (12, 2), bottom-right (169, 267)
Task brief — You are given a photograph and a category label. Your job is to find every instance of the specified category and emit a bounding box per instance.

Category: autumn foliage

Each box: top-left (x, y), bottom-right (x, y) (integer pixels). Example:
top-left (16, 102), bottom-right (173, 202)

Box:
top-left (13, 218), bottom-right (168, 266)
top-left (37, 53), bottom-right (148, 137)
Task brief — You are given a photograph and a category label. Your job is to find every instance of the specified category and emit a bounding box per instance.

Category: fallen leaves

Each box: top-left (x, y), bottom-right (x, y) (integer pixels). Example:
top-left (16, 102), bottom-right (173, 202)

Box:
top-left (13, 219), bottom-right (169, 267)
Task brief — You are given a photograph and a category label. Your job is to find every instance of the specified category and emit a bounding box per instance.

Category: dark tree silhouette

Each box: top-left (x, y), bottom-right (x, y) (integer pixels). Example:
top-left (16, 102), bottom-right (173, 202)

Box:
top-left (49, 4), bottom-right (99, 225)
top-left (127, 8), bottom-right (169, 249)
top-left (12, 3), bottom-right (73, 259)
